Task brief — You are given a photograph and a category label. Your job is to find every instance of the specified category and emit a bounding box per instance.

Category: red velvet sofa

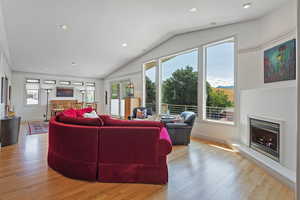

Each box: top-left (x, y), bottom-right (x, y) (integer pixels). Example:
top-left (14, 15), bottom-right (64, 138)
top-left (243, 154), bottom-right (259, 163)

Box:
top-left (48, 115), bottom-right (172, 184)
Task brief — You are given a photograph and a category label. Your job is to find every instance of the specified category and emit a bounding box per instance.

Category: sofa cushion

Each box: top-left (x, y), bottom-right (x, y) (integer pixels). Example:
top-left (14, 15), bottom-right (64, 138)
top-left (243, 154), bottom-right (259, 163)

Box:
top-left (100, 115), bottom-right (164, 128)
top-left (57, 113), bottom-right (103, 126)
top-left (76, 107), bottom-right (93, 117)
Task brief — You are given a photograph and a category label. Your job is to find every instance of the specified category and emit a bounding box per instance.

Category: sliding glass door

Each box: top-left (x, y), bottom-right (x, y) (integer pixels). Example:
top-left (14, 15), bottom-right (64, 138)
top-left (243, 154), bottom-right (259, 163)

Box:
top-left (110, 81), bottom-right (130, 118)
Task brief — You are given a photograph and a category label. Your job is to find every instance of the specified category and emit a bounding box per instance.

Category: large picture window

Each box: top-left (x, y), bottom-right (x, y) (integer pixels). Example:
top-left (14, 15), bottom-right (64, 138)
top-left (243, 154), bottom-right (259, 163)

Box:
top-left (160, 50), bottom-right (198, 115)
top-left (143, 50), bottom-right (198, 115)
top-left (142, 38), bottom-right (235, 124)
top-left (204, 38), bottom-right (235, 124)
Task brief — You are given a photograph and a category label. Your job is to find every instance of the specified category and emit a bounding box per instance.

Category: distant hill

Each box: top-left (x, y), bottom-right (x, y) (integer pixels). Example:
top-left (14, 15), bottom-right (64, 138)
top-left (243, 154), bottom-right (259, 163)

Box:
top-left (216, 85), bottom-right (234, 89)
top-left (212, 87), bottom-right (234, 102)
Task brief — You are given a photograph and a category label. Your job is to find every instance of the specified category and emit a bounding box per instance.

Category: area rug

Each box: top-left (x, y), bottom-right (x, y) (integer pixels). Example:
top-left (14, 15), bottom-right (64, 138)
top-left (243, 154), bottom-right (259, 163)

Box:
top-left (28, 121), bottom-right (49, 135)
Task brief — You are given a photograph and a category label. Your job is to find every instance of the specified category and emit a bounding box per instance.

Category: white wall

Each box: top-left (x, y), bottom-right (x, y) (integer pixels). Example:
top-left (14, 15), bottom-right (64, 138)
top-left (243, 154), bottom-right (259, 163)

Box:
top-left (0, 2), bottom-right (12, 117)
top-left (239, 0), bottom-right (297, 172)
top-left (240, 87), bottom-right (297, 171)
top-left (12, 71), bottom-right (104, 121)
top-left (297, 0), bottom-right (300, 197)
top-left (103, 0), bottom-right (297, 143)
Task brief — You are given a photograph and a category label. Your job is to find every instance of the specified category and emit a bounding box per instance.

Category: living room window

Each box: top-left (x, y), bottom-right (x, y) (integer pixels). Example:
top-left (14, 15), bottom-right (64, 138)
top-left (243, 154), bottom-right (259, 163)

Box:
top-left (143, 49), bottom-right (198, 115)
top-left (203, 38), bottom-right (235, 124)
top-left (25, 78), bottom-right (40, 105)
top-left (86, 86), bottom-right (95, 103)
top-left (160, 49), bottom-right (198, 115)
top-left (143, 61), bottom-right (158, 114)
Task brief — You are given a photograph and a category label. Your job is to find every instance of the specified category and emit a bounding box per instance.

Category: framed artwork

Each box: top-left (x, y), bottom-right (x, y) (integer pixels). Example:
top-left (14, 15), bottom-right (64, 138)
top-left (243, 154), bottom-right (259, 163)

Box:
top-left (56, 87), bottom-right (74, 97)
top-left (264, 39), bottom-right (296, 83)
top-left (1, 76), bottom-right (8, 104)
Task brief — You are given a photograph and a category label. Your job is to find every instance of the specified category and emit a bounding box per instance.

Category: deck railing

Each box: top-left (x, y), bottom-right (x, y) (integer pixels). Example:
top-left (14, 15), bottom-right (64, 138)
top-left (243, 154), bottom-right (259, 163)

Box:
top-left (146, 103), bottom-right (234, 122)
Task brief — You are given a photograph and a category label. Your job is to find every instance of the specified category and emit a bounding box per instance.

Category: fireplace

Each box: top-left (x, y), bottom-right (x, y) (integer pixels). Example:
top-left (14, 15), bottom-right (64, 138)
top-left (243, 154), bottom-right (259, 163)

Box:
top-left (249, 118), bottom-right (280, 162)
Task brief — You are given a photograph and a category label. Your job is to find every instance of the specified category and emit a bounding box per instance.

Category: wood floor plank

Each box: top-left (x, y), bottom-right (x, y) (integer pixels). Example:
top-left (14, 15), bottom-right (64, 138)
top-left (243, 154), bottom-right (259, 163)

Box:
top-left (0, 123), bottom-right (295, 200)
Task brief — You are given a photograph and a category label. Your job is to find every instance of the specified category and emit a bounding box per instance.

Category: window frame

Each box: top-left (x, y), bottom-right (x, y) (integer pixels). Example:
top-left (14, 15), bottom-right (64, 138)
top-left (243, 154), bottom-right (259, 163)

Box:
top-left (59, 81), bottom-right (71, 85)
top-left (202, 37), bottom-right (237, 126)
top-left (24, 78), bottom-right (40, 106)
top-left (141, 36), bottom-right (237, 127)
top-left (142, 48), bottom-right (199, 116)
top-left (43, 80), bottom-right (56, 85)
top-left (72, 81), bottom-right (84, 86)
top-left (142, 60), bottom-right (159, 113)
top-left (85, 86), bottom-right (96, 103)
top-left (86, 82), bottom-right (96, 86)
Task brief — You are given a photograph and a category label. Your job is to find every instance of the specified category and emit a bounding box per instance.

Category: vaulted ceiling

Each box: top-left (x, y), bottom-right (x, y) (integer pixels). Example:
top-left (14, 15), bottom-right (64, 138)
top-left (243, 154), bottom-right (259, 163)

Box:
top-left (2, 0), bottom-right (288, 78)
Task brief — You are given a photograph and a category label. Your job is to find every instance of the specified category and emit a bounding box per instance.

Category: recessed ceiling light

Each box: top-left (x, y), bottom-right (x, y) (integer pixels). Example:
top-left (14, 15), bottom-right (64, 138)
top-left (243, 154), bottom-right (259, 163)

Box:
top-left (243, 3), bottom-right (252, 9)
top-left (122, 43), bottom-right (128, 47)
top-left (58, 24), bottom-right (68, 30)
top-left (189, 8), bottom-right (198, 12)
top-left (71, 62), bottom-right (76, 66)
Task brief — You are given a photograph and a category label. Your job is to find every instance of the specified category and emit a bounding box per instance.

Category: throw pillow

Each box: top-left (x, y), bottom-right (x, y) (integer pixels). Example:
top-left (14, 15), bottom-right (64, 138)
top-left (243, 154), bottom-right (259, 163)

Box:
top-left (83, 111), bottom-right (99, 118)
top-left (136, 109), bottom-right (147, 119)
top-left (62, 108), bottom-right (77, 118)
top-left (76, 107), bottom-right (93, 117)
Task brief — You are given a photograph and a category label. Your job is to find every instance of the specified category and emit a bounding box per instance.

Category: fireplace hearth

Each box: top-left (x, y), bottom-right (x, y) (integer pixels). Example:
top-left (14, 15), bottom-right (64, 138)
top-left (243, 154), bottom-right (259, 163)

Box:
top-left (249, 118), bottom-right (280, 162)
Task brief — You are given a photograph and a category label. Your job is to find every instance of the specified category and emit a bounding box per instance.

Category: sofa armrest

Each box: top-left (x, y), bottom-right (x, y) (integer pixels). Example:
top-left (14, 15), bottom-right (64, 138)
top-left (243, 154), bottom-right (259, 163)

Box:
top-left (49, 119), bottom-right (99, 163)
top-left (166, 122), bottom-right (190, 129)
top-left (158, 128), bottom-right (172, 156)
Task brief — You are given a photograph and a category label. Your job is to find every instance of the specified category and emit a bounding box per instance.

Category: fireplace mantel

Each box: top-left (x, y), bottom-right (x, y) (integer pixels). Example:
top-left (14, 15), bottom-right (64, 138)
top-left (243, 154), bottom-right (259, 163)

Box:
top-left (247, 114), bottom-right (285, 125)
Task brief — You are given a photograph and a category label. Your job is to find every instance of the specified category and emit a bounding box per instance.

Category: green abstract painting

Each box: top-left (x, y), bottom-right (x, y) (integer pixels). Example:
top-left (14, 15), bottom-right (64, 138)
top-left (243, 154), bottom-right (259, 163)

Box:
top-left (264, 39), bottom-right (296, 83)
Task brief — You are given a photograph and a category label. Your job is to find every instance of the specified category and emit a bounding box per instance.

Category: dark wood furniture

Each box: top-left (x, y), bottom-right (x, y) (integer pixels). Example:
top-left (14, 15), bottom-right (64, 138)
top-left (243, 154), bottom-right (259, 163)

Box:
top-left (50, 100), bottom-right (78, 117)
top-left (50, 100), bottom-right (98, 117)
top-left (124, 97), bottom-right (140, 120)
top-left (0, 116), bottom-right (21, 147)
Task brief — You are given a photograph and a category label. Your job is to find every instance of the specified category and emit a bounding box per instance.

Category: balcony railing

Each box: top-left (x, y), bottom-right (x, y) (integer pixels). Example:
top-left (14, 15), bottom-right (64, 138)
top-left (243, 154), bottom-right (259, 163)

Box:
top-left (146, 103), bottom-right (234, 122)
top-left (161, 103), bottom-right (198, 115)
top-left (205, 106), bottom-right (234, 122)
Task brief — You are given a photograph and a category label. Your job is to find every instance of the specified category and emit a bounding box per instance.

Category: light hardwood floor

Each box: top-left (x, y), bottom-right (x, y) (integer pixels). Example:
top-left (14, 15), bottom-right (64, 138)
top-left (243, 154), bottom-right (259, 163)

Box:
top-left (0, 123), bottom-right (295, 200)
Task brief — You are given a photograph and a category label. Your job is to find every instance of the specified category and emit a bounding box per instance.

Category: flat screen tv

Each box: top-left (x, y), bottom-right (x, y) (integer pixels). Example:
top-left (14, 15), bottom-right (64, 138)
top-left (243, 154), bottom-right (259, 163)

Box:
top-left (56, 87), bottom-right (74, 97)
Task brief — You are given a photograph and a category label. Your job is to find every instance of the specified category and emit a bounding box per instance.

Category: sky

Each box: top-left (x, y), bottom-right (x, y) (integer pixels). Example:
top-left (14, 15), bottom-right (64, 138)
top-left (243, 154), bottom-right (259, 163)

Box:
top-left (145, 42), bottom-right (234, 88)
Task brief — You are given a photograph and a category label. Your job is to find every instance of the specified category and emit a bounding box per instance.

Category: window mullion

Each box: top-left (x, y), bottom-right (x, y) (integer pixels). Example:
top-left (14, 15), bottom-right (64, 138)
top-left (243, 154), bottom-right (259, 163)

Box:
top-left (157, 59), bottom-right (161, 115)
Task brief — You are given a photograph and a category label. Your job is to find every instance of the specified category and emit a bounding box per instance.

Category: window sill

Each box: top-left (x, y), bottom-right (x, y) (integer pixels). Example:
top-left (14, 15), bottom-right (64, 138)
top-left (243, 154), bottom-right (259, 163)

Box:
top-left (200, 119), bottom-right (236, 127)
